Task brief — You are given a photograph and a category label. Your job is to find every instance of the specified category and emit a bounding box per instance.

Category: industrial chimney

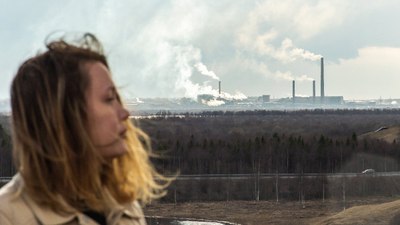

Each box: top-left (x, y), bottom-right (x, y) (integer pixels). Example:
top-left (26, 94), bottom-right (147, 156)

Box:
top-left (219, 81), bottom-right (221, 96)
top-left (292, 80), bottom-right (295, 103)
top-left (321, 57), bottom-right (325, 102)
top-left (313, 80), bottom-right (316, 103)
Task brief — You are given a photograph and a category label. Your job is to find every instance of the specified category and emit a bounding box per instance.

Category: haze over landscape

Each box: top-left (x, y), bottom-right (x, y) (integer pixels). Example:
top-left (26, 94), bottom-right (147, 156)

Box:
top-left (2, 0), bottom-right (400, 102)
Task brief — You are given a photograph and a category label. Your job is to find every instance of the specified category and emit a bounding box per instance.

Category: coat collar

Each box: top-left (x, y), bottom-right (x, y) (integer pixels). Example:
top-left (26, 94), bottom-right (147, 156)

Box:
top-left (12, 174), bottom-right (141, 225)
top-left (21, 190), bottom-right (77, 225)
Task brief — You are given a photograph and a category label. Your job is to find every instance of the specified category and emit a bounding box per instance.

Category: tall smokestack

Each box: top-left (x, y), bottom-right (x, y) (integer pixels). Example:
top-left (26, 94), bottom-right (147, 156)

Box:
top-left (313, 80), bottom-right (316, 103)
top-left (292, 80), bottom-right (295, 103)
top-left (321, 57), bottom-right (325, 100)
top-left (219, 81), bottom-right (221, 95)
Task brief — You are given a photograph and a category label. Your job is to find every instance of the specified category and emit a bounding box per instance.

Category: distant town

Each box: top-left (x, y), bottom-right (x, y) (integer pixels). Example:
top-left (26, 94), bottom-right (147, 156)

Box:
top-left (1, 96), bottom-right (400, 116)
top-left (126, 96), bottom-right (400, 114)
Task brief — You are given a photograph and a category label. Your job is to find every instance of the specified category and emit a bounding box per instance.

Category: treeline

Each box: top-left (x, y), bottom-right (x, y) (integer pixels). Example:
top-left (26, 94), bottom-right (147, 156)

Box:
top-left (149, 129), bottom-right (400, 175)
top-left (142, 109), bottom-right (400, 139)
top-left (163, 175), bottom-right (400, 203)
top-left (137, 110), bottom-right (400, 175)
top-left (152, 108), bottom-right (400, 117)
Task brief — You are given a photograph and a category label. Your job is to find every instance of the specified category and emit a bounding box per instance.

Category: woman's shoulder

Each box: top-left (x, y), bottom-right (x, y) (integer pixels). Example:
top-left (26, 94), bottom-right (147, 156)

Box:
top-left (0, 174), bottom-right (24, 207)
top-left (122, 200), bottom-right (145, 215)
top-left (112, 200), bottom-right (146, 225)
top-left (0, 174), bottom-right (37, 224)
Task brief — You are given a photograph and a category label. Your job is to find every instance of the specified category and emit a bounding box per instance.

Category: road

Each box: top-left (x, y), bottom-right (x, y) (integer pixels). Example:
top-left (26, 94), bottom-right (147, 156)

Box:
top-left (173, 171), bottom-right (400, 180)
top-left (1, 172), bottom-right (400, 183)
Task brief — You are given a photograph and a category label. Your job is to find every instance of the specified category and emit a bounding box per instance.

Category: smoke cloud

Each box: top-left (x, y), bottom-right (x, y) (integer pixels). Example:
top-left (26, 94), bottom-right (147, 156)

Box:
top-left (201, 90), bottom-right (247, 107)
top-left (203, 99), bottom-right (225, 107)
top-left (235, 0), bottom-right (331, 84)
top-left (173, 44), bottom-right (219, 99)
top-left (241, 29), bottom-right (322, 63)
top-left (194, 62), bottom-right (220, 80)
top-left (297, 74), bottom-right (314, 81)
top-left (274, 71), bottom-right (314, 82)
top-left (220, 91), bottom-right (247, 100)
top-left (280, 38), bottom-right (322, 62)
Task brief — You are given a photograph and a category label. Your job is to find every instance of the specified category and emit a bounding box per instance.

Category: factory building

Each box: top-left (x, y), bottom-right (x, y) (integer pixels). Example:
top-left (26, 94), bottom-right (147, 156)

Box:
top-left (196, 56), bottom-right (343, 106)
top-left (289, 57), bottom-right (343, 105)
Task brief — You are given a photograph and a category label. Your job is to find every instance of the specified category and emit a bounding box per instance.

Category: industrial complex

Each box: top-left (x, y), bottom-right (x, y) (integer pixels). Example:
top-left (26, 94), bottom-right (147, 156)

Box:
top-left (0, 57), bottom-right (399, 114)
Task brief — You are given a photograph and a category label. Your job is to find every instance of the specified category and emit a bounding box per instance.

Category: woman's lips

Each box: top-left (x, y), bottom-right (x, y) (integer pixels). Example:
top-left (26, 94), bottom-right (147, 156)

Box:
top-left (119, 129), bottom-right (127, 138)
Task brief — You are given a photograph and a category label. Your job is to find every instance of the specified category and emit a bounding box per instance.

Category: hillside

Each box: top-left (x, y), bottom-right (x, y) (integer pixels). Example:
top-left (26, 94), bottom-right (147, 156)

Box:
top-left (312, 199), bottom-right (400, 225)
top-left (314, 125), bottom-right (400, 225)
top-left (359, 126), bottom-right (400, 144)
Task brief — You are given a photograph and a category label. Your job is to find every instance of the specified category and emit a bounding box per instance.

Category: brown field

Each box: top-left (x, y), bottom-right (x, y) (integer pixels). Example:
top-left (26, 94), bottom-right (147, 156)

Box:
top-left (144, 197), bottom-right (400, 225)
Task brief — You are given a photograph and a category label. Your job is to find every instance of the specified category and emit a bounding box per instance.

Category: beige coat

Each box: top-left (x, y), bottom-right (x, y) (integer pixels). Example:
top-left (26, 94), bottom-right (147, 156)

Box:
top-left (0, 174), bottom-right (147, 225)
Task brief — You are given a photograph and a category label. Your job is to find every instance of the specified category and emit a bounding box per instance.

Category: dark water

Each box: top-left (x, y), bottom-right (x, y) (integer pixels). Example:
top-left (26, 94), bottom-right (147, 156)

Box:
top-left (146, 216), bottom-right (238, 225)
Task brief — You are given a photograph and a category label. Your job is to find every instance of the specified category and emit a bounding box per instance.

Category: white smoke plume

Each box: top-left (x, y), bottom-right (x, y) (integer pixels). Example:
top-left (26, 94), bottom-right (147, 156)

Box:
top-left (220, 91), bottom-right (247, 100)
top-left (194, 62), bottom-right (220, 80)
top-left (252, 31), bottom-right (322, 63)
top-left (279, 38), bottom-right (322, 62)
top-left (275, 71), bottom-right (294, 81)
top-left (203, 99), bottom-right (225, 107)
top-left (296, 74), bottom-right (314, 81)
top-left (172, 45), bottom-right (221, 99)
top-left (201, 90), bottom-right (247, 107)
top-left (275, 71), bottom-right (314, 82)
top-left (274, 71), bottom-right (314, 82)
top-left (235, 0), bottom-right (327, 86)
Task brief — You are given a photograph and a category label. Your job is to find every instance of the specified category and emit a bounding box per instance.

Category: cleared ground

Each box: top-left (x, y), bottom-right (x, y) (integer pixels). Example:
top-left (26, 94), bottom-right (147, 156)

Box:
top-left (144, 197), bottom-right (400, 225)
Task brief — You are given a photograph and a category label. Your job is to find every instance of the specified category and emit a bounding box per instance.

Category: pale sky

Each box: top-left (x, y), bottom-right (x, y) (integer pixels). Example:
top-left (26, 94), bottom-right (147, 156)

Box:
top-left (1, 0), bottom-right (400, 101)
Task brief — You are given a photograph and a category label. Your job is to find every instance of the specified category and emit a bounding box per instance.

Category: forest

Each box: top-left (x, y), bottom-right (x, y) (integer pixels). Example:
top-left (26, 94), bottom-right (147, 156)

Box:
top-left (138, 109), bottom-right (400, 175)
top-left (2, 109), bottom-right (400, 201)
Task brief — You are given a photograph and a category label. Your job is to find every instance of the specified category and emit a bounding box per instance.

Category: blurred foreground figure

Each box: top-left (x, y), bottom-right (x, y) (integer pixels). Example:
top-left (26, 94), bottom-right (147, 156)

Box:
top-left (0, 33), bottom-right (169, 225)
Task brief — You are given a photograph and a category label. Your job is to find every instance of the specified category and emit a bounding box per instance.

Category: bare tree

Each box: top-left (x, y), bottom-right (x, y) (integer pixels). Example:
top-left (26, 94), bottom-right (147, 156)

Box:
top-left (275, 170), bottom-right (279, 203)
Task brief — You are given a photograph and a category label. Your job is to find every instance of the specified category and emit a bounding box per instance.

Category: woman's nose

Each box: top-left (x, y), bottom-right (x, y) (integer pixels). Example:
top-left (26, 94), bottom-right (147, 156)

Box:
top-left (119, 107), bottom-right (129, 121)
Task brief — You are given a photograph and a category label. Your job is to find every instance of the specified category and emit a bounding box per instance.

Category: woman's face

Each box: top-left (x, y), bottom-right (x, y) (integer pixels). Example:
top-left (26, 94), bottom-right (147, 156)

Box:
top-left (85, 61), bottom-right (130, 158)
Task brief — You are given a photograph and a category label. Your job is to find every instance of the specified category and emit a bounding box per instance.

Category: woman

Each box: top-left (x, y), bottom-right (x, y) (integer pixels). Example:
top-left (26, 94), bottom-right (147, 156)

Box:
top-left (0, 33), bottom-right (168, 225)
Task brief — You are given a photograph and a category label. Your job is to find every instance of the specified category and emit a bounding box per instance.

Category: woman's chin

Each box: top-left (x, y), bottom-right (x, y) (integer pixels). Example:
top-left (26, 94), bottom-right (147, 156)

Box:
top-left (101, 142), bottom-right (128, 159)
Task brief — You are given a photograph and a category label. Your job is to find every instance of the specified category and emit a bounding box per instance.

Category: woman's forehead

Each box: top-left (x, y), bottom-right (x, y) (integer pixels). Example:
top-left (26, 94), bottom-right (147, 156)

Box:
top-left (85, 62), bottom-right (114, 91)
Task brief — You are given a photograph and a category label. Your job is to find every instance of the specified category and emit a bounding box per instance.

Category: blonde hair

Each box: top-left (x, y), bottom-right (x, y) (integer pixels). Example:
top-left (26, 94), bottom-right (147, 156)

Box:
top-left (11, 33), bottom-right (169, 213)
